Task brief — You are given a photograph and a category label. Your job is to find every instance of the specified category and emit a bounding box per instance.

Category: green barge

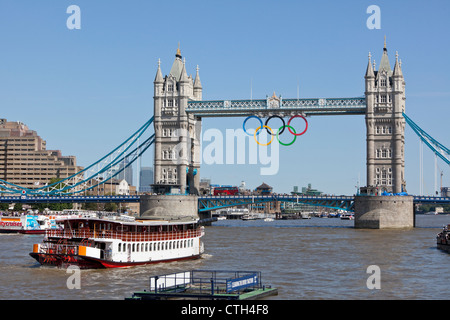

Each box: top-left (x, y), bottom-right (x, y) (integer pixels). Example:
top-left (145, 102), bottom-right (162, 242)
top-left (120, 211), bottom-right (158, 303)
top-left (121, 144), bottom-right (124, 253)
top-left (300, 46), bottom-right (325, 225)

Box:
top-left (126, 270), bottom-right (278, 300)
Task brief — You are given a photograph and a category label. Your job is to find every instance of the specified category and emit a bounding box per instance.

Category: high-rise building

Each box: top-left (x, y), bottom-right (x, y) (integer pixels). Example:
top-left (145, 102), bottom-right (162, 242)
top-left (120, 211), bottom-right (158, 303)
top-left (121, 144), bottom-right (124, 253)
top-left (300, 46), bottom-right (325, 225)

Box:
top-left (0, 118), bottom-right (83, 189)
top-left (111, 159), bottom-right (133, 186)
top-left (139, 167), bottom-right (153, 192)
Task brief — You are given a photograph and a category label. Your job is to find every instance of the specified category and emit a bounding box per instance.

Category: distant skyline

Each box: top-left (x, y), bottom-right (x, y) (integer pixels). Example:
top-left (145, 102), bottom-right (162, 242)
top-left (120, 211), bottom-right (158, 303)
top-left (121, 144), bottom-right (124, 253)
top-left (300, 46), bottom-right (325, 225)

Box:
top-left (1, 1), bottom-right (449, 195)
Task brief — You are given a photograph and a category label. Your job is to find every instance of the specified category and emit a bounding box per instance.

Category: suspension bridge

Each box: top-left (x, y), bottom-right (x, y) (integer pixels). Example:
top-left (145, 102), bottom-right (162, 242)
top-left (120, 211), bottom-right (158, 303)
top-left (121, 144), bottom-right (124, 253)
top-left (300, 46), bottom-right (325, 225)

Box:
top-left (0, 113), bottom-right (449, 211)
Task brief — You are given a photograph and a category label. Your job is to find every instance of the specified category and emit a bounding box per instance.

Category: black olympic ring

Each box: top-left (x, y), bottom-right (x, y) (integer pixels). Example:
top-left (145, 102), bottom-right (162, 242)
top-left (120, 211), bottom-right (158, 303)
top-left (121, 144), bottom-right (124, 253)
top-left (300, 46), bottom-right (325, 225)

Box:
top-left (264, 115), bottom-right (285, 136)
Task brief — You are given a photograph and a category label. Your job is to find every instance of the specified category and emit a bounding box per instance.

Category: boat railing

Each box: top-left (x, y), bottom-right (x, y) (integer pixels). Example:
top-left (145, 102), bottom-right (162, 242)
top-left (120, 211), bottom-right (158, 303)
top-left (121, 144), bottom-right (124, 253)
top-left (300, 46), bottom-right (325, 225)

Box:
top-left (39, 243), bottom-right (79, 255)
top-left (46, 228), bottom-right (202, 242)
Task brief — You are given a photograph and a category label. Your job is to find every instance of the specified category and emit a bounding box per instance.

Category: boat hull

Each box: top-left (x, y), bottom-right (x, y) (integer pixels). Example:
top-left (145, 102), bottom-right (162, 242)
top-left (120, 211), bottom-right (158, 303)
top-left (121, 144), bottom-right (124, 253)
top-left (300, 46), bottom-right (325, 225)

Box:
top-left (0, 229), bottom-right (46, 234)
top-left (29, 252), bottom-right (202, 269)
top-left (437, 242), bottom-right (450, 253)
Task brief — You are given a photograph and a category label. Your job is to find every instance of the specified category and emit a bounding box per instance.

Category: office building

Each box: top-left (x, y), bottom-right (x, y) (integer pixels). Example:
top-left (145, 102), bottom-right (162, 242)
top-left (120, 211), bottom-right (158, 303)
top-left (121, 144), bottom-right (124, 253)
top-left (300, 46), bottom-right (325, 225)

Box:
top-left (0, 118), bottom-right (83, 189)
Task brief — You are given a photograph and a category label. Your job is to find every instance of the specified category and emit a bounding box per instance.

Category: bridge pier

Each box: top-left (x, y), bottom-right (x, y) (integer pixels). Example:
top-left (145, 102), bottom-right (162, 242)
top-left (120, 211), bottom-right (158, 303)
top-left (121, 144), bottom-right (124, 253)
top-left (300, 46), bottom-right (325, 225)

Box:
top-left (354, 195), bottom-right (414, 229)
top-left (139, 194), bottom-right (214, 225)
top-left (140, 194), bottom-right (199, 219)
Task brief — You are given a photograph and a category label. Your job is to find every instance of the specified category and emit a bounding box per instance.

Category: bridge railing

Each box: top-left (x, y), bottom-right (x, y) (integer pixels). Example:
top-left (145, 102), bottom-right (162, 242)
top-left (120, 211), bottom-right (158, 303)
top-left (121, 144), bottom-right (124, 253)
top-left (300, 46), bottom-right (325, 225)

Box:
top-left (413, 195), bottom-right (450, 202)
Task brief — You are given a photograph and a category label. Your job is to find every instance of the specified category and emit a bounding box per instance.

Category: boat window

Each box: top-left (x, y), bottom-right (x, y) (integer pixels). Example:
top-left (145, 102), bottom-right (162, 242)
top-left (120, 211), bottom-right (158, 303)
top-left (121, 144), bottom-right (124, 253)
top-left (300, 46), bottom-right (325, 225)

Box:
top-left (118, 243), bottom-right (121, 252)
top-left (157, 243), bottom-right (160, 251)
top-left (145, 243), bottom-right (148, 251)
top-left (165, 242), bottom-right (168, 250)
top-left (184, 240), bottom-right (186, 248)
top-left (141, 243), bottom-right (144, 252)
top-left (132, 244), bottom-right (135, 252)
top-left (169, 242), bottom-right (172, 250)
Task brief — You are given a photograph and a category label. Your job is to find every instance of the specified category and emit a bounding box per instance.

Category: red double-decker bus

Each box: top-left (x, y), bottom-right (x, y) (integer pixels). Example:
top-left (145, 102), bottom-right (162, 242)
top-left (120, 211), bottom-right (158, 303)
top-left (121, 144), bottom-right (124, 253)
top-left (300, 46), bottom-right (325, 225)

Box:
top-left (213, 186), bottom-right (239, 196)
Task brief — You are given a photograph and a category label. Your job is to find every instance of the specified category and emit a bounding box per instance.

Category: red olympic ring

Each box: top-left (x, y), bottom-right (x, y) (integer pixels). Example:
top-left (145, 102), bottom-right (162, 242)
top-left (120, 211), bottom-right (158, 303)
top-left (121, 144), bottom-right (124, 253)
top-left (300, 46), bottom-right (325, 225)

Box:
top-left (287, 115), bottom-right (308, 136)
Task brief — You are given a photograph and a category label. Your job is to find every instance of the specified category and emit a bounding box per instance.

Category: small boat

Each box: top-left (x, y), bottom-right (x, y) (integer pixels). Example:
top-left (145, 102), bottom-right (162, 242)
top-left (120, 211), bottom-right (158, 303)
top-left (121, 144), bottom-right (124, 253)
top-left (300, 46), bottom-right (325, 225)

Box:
top-left (263, 217), bottom-right (274, 222)
top-left (30, 215), bottom-right (204, 269)
top-left (437, 224), bottom-right (450, 253)
top-left (242, 214), bottom-right (258, 221)
top-left (301, 212), bottom-right (312, 219)
top-left (340, 213), bottom-right (354, 220)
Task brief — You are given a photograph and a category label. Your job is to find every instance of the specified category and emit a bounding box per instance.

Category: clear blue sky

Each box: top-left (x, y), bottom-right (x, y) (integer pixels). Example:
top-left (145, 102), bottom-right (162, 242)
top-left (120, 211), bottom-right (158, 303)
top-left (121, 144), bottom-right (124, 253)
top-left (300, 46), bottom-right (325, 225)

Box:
top-left (0, 0), bottom-right (449, 195)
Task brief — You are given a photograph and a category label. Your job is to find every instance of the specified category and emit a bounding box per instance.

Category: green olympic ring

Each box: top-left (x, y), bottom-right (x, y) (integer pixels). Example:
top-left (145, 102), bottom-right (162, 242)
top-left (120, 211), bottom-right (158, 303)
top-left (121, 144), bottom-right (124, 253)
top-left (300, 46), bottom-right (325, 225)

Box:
top-left (276, 125), bottom-right (297, 146)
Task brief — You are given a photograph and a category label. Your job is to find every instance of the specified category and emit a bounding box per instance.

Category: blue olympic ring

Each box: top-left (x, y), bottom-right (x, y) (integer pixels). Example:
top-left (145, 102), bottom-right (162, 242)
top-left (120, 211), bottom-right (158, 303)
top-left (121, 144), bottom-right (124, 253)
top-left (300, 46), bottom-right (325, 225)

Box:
top-left (243, 116), bottom-right (263, 136)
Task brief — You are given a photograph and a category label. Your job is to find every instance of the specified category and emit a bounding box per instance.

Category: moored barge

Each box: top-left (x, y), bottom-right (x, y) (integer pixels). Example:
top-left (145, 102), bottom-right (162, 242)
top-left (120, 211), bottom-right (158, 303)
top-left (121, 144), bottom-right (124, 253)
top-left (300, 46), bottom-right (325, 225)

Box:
top-left (30, 215), bottom-right (204, 268)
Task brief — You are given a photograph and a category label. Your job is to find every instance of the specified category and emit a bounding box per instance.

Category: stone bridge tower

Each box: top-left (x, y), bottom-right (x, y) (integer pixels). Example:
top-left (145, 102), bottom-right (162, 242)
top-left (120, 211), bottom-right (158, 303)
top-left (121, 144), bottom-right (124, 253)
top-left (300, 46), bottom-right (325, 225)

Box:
top-left (364, 39), bottom-right (406, 195)
top-left (152, 47), bottom-right (202, 194)
top-left (355, 40), bottom-right (413, 229)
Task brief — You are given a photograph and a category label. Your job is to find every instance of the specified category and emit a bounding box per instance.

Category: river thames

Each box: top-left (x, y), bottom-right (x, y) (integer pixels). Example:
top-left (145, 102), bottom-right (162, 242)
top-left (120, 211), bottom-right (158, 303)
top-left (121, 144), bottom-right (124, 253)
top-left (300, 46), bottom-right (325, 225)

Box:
top-left (0, 214), bottom-right (448, 300)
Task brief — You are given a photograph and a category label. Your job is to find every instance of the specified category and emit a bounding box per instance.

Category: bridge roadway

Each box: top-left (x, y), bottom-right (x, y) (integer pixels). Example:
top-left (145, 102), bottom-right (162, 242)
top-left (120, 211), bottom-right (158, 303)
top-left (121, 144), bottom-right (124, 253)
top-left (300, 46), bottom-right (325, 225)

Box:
top-left (186, 97), bottom-right (367, 117)
top-left (0, 195), bottom-right (141, 204)
top-left (1, 194), bottom-right (449, 212)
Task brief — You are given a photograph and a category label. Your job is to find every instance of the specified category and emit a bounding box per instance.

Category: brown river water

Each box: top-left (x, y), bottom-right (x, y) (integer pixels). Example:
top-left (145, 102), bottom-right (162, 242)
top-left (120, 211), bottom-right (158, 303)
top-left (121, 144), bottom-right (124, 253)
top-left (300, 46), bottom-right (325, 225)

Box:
top-left (0, 214), bottom-right (448, 300)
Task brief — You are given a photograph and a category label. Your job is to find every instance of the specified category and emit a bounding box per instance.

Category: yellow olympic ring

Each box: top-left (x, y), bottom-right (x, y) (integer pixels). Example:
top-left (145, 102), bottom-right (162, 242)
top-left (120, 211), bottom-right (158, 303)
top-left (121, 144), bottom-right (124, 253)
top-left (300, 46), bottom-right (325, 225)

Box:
top-left (253, 125), bottom-right (275, 146)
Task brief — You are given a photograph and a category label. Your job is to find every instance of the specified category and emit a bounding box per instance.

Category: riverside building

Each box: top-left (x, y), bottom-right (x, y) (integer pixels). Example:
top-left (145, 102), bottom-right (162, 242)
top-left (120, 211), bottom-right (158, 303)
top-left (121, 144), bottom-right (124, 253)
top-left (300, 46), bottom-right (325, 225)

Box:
top-left (0, 118), bottom-right (83, 190)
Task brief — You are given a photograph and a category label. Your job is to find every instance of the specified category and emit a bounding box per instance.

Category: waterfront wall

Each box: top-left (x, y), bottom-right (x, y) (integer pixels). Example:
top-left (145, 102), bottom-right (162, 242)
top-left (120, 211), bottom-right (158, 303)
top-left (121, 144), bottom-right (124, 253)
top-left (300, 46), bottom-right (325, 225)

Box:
top-left (354, 195), bottom-right (414, 229)
top-left (139, 195), bottom-right (199, 220)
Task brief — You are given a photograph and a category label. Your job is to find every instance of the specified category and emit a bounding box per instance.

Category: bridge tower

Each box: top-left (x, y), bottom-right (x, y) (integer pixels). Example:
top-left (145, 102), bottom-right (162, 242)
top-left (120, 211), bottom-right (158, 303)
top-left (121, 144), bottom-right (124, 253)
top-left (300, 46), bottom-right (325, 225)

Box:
top-left (363, 39), bottom-right (406, 195)
top-left (356, 39), bottom-right (413, 229)
top-left (152, 47), bottom-right (202, 195)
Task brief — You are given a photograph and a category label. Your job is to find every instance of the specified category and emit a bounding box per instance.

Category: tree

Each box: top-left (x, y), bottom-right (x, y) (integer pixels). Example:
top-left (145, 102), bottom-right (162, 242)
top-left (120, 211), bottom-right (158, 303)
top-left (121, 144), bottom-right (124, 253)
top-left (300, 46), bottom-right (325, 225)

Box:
top-left (104, 203), bottom-right (118, 212)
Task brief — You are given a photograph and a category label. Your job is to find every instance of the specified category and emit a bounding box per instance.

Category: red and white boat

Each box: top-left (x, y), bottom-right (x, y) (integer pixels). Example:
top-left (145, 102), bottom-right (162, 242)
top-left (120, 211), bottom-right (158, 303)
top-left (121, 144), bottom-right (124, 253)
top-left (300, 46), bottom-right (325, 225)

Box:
top-left (30, 215), bottom-right (204, 269)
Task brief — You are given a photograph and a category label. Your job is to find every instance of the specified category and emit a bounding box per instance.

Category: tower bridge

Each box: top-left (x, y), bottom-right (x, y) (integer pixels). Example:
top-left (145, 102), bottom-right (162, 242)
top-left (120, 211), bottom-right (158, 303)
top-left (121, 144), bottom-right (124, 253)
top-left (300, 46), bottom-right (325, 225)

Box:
top-left (149, 40), bottom-right (415, 228)
top-left (152, 40), bottom-right (406, 198)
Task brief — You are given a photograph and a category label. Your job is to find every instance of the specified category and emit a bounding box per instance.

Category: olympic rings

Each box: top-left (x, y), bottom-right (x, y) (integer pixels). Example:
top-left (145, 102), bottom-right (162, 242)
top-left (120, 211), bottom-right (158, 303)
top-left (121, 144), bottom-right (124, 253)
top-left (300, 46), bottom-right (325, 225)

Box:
top-left (254, 126), bottom-right (275, 146)
top-left (264, 115), bottom-right (285, 135)
top-left (243, 116), bottom-right (263, 136)
top-left (242, 115), bottom-right (308, 146)
top-left (287, 115), bottom-right (308, 136)
top-left (276, 125), bottom-right (297, 146)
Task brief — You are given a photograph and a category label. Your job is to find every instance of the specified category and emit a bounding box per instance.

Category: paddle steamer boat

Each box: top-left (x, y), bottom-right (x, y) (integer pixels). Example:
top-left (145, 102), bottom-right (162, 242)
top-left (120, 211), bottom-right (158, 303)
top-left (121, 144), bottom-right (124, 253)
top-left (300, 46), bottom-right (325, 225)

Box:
top-left (30, 215), bottom-right (204, 268)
